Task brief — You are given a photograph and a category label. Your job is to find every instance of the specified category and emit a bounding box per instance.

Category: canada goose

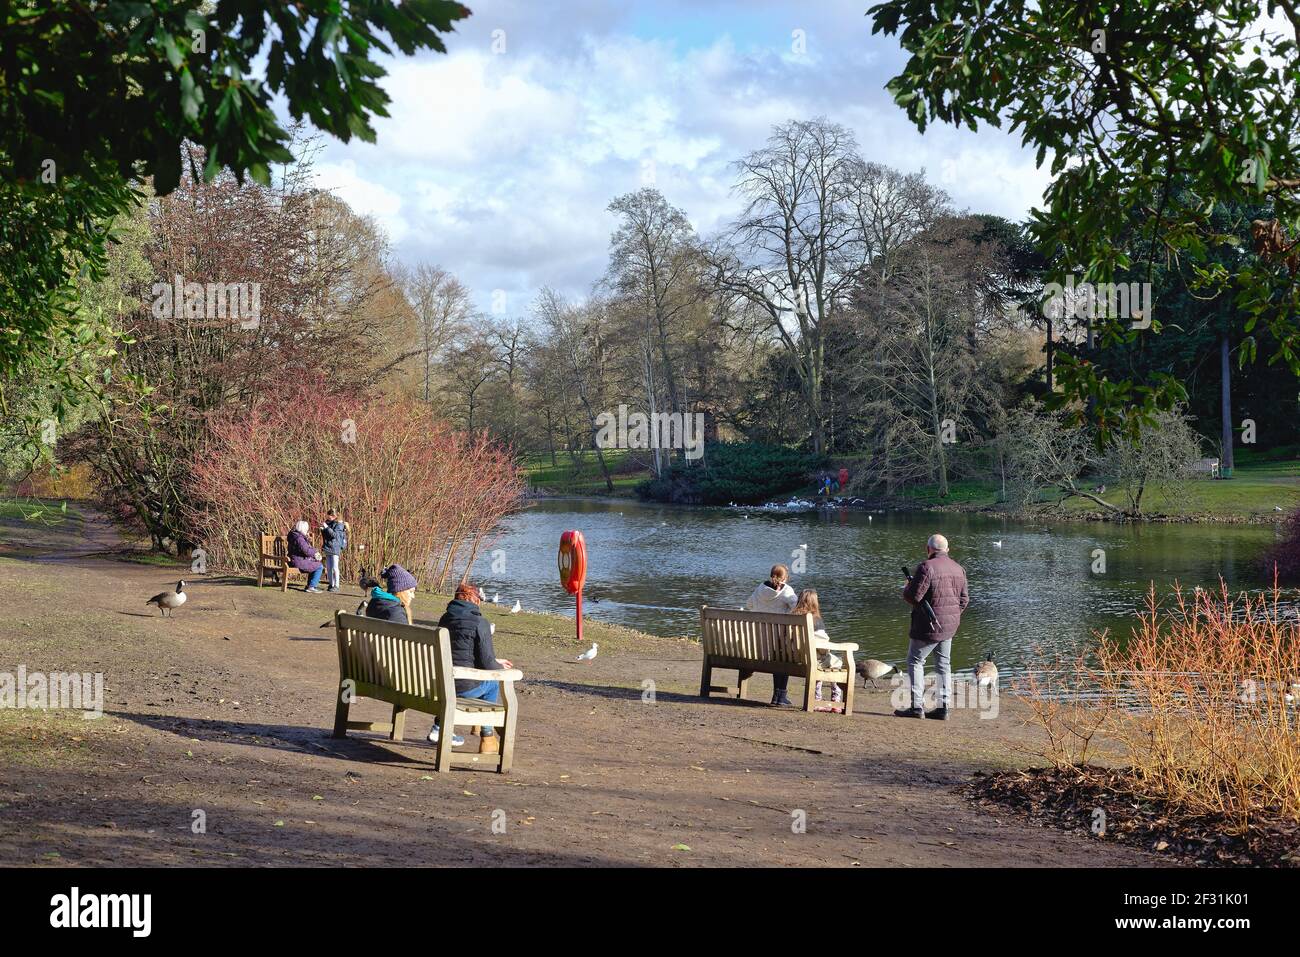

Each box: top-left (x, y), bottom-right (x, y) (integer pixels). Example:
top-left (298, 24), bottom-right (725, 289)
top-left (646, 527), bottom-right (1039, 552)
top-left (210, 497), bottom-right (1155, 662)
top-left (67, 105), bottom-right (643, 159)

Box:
top-left (974, 657), bottom-right (999, 689)
top-left (146, 580), bottom-right (187, 617)
top-left (857, 658), bottom-right (896, 687)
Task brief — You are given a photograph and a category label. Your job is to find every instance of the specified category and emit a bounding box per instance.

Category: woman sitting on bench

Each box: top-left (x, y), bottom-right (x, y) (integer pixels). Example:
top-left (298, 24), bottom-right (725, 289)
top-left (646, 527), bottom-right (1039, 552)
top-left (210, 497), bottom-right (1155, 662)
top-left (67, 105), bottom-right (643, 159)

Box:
top-left (286, 521), bottom-right (324, 593)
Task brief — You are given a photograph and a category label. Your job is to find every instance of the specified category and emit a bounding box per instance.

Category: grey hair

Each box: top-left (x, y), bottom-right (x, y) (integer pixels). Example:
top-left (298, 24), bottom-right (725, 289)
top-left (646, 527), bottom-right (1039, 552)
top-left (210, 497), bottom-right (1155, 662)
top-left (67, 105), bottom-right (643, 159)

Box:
top-left (295, 520), bottom-right (310, 535)
top-left (927, 533), bottom-right (949, 553)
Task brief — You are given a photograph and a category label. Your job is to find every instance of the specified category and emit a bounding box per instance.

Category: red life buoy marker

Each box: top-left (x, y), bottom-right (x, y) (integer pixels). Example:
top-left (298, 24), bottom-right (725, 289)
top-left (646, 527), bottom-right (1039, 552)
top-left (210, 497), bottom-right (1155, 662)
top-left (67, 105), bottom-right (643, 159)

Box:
top-left (558, 530), bottom-right (588, 642)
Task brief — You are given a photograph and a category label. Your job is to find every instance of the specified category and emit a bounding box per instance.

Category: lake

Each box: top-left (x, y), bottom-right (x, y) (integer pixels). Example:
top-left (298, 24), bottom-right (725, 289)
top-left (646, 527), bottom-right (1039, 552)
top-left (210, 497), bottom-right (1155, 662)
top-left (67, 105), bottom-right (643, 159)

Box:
top-left (469, 498), bottom-right (1287, 673)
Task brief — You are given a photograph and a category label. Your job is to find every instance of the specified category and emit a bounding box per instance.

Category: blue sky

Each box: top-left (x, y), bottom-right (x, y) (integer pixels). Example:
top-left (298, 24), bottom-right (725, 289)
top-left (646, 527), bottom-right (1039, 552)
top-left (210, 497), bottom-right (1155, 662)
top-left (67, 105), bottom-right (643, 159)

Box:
top-left (309, 0), bottom-right (1053, 319)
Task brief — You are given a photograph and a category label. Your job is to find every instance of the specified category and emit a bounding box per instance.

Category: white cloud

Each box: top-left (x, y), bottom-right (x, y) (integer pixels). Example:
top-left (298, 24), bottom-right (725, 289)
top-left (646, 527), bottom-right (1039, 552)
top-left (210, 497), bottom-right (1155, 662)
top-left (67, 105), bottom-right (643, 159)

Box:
top-left (308, 4), bottom-right (1054, 317)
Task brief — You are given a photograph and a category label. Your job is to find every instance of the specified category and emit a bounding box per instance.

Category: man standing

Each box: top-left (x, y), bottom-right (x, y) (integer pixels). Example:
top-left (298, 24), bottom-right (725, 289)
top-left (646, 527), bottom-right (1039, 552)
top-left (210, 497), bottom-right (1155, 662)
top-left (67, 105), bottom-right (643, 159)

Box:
top-left (894, 534), bottom-right (969, 720)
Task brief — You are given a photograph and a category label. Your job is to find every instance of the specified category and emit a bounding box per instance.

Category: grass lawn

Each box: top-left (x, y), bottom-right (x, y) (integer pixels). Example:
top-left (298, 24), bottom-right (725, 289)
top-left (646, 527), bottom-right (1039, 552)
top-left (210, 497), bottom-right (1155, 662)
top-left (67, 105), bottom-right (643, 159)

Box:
top-left (893, 449), bottom-right (1300, 520)
top-left (521, 449), bottom-right (650, 496)
top-left (0, 497), bottom-right (78, 526)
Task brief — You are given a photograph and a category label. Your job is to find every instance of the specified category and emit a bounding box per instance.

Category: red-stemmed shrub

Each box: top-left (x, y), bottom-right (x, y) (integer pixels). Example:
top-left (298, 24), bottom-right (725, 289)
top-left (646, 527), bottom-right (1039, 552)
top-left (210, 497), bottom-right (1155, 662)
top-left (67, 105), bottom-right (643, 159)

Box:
top-left (186, 384), bottom-right (526, 591)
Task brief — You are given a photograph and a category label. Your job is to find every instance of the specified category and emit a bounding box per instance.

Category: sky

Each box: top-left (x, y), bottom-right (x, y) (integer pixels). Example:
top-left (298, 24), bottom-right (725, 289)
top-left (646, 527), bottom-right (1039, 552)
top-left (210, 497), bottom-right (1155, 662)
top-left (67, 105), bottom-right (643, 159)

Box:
top-left (309, 0), bottom-right (1055, 319)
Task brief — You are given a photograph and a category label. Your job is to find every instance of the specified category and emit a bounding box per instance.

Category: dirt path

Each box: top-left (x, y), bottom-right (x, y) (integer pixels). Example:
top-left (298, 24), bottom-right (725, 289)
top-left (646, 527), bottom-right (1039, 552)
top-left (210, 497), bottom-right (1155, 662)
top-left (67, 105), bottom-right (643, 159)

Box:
top-left (0, 512), bottom-right (1158, 867)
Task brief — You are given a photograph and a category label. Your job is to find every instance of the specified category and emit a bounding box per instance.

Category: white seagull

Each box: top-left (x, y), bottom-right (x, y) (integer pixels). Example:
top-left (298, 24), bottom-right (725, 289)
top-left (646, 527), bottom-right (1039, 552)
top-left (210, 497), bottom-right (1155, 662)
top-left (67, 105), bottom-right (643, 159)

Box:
top-left (577, 642), bottom-right (598, 661)
top-left (992, 540), bottom-right (1003, 548)
top-left (492, 592), bottom-right (500, 604)
top-left (510, 599), bottom-right (522, 614)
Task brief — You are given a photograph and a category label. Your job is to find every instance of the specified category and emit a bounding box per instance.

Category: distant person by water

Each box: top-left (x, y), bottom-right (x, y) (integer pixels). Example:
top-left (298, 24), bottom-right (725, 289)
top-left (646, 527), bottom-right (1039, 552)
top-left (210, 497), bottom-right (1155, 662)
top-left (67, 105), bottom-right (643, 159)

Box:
top-left (746, 563), bottom-right (798, 707)
top-left (895, 533), bottom-right (969, 721)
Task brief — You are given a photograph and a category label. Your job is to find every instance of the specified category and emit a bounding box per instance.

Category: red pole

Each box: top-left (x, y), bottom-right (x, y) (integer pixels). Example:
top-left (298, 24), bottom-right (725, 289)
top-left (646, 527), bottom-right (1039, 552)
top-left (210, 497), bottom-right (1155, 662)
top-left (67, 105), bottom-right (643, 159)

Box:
top-left (575, 588), bottom-right (583, 643)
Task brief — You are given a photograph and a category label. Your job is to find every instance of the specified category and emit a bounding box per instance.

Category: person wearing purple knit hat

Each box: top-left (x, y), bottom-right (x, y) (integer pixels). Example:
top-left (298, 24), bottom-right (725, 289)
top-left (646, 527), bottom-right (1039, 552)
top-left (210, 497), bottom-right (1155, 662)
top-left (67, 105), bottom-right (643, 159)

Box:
top-left (382, 564), bottom-right (417, 624)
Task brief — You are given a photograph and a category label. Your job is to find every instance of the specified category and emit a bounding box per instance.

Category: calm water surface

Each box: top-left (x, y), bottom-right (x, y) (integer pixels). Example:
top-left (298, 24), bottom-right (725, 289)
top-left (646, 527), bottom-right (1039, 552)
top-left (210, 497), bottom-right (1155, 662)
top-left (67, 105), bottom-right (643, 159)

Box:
top-left (469, 499), bottom-right (1287, 672)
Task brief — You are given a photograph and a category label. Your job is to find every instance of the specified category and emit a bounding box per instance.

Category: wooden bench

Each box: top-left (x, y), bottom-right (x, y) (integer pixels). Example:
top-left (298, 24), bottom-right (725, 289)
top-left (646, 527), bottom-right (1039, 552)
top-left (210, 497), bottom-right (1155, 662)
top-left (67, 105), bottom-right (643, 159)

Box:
top-left (330, 611), bottom-right (522, 773)
top-left (1193, 457), bottom-right (1221, 479)
top-left (256, 531), bottom-right (322, 592)
top-left (699, 606), bottom-right (858, 715)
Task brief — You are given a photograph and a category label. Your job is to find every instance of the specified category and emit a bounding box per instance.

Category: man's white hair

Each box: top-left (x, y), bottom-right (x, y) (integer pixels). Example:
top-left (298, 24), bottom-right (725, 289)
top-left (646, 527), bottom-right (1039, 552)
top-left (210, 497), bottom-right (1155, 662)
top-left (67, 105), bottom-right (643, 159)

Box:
top-left (927, 533), bottom-right (949, 553)
top-left (295, 520), bottom-right (310, 535)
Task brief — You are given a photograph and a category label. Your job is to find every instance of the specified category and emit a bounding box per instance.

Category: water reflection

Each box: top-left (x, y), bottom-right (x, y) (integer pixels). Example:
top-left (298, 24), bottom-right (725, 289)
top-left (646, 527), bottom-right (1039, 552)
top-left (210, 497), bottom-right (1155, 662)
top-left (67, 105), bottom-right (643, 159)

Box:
top-left (470, 499), bottom-right (1284, 671)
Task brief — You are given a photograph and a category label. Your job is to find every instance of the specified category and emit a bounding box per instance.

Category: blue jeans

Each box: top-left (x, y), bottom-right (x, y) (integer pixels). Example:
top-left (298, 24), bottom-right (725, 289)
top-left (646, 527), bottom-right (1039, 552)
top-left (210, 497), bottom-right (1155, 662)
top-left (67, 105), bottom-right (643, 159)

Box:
top-left (455, 680), bottom-right (500, 735)
top-left (907, 638), bottom-right (952, 709)
top-left (304, 566), bottom-right (323, 590)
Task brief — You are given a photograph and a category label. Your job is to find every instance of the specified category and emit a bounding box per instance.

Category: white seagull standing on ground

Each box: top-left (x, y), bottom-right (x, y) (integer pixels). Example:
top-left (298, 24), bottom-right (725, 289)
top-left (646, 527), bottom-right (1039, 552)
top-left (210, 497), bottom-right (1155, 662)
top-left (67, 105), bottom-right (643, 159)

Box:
top-left (510, 599), bottom-right (521, 614)
top-left (577, 642), bottom-right (598, 661)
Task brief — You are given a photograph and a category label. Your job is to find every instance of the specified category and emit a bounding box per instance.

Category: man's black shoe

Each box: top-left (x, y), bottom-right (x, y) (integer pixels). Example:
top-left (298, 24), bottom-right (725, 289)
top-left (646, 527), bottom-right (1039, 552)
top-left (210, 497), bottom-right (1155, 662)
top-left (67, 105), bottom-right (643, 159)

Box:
top-left (893, 706), bottom-right (924, 718)
top-left (925, 706), bottom-right (949, 721)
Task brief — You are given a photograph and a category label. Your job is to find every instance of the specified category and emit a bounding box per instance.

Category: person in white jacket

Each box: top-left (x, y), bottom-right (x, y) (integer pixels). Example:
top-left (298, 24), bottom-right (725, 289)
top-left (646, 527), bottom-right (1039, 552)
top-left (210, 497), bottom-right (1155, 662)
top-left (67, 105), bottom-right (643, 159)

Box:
top-left (745, 564), bottom-right (798, 706)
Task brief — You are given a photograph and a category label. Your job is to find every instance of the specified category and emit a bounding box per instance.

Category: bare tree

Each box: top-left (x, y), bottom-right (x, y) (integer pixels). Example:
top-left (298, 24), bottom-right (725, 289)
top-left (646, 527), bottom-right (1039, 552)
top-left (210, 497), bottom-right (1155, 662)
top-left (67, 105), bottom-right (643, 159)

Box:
top-left (533, 288), bottom-right (616, 492)
top-left (605, 188), bottom-right (701, 420)
top-left (708, 119), bottom-right (947, 453)
top-left (397, 263), bottom-right (472, 405)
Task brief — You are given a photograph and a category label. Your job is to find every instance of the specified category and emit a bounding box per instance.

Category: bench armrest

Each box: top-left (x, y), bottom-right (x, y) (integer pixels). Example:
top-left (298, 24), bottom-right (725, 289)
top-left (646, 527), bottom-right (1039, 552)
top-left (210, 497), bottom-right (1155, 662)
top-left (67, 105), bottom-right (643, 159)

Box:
top-left (452, 667), bottom-right (523, 683)
top-left (818, 641), bottom-right (858, 652)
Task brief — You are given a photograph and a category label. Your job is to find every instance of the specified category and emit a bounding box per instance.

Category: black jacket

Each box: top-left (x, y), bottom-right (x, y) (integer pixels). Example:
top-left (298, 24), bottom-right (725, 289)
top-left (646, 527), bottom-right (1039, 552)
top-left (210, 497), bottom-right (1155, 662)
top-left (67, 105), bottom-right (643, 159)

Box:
top-left (365, 591), bottom-right (407, 623)
top-left (438, 599), bottom-right (501, 693)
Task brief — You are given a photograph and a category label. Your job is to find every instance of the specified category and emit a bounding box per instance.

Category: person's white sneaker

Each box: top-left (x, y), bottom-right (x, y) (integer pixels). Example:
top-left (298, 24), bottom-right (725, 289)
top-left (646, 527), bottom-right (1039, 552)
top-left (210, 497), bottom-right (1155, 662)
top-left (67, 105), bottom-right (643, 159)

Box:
top-left (427, 726), bottom-right (464, 747)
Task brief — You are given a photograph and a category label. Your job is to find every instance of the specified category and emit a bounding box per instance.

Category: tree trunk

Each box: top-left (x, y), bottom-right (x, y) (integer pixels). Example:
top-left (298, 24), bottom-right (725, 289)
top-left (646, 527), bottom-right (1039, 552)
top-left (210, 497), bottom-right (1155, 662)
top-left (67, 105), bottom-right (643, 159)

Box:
top-left (1045, 314), bottom-right (1054, 393)
top-left (1220, 334), bottom-right (1235, 477)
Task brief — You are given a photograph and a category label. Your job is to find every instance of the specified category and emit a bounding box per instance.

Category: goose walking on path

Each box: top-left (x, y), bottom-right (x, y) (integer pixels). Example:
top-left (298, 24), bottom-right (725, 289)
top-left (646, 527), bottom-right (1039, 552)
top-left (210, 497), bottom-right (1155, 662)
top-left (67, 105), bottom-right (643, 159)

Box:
top-left (857, 659), bottom-right (896, 688)
top-left (974, 657), bottom-right (999, 689)
top-left (146, 580), bottom-right (187, 617)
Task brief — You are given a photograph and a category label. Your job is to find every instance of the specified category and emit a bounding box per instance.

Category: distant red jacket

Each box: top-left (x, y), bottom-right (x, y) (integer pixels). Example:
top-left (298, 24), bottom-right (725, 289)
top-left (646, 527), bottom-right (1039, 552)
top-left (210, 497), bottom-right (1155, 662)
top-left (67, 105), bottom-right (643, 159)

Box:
top-left (903, 553), bottom-right (969, 643)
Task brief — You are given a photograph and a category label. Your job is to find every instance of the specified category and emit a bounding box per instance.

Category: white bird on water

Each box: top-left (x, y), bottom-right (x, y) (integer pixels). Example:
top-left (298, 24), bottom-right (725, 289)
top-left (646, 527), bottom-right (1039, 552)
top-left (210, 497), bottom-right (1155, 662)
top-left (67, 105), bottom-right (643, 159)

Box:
top-left (992, 540), bottom-right (1003, 548)
top-left (577, 642), bottom-right (598, 661)
top-left (510, 599), bottom-right (522, 614)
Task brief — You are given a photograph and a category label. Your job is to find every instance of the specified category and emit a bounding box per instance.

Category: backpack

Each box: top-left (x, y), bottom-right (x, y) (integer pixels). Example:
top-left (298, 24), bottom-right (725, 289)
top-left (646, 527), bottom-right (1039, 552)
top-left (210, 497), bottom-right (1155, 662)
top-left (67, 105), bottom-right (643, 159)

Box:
top-left (336, 521), bottom-right (348, 551)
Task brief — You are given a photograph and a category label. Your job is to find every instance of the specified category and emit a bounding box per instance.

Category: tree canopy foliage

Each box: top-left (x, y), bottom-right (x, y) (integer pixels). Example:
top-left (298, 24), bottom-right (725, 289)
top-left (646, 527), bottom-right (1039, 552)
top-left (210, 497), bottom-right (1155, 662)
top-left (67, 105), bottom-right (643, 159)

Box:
top-left (869, 0), bottom-right (1300, 437)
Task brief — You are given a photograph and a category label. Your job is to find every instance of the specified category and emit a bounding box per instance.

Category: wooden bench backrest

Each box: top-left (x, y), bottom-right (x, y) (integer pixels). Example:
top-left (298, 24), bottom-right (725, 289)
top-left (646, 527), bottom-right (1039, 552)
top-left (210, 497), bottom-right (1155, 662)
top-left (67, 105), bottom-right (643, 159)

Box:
top-left (700, 607), bottom-right (816, 664)
top-left (260, 533), bottom-right (286, 565)
top-left (334, 612), bottom-right (455, 713)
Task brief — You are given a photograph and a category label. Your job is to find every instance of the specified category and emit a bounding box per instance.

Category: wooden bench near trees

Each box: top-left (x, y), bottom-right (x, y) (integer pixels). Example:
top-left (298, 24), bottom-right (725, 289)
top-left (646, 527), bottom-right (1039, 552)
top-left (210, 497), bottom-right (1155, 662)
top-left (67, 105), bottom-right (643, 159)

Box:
top-left (330, 611), bottom-right (523, 773)
top-left (256, 530), bottom-right (324, 592)
top-left (699, 606), bottom-right (858, 715)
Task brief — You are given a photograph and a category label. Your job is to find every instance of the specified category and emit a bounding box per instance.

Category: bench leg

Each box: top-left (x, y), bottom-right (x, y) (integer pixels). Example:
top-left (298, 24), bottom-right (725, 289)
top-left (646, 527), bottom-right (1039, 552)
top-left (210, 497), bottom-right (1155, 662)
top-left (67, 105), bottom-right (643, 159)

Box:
top-left (737, 669), bottom-right (753, 700)
top-left (843, 676), bottom-right (855, 717)
top-left (496, 680), bottom-right (519, 773)
top-left (257, 565), bottom-right (264, 588)
top-left (802, 673), bottom-right (816, 712)
top-left (434, 703), bottom-right (454, 773)
top-left (390, 705), bottom-right (406, 741)
top-left (699, 659), bottom-right (713, 698)
top-left (332, 688), bottom-right (349, 739)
